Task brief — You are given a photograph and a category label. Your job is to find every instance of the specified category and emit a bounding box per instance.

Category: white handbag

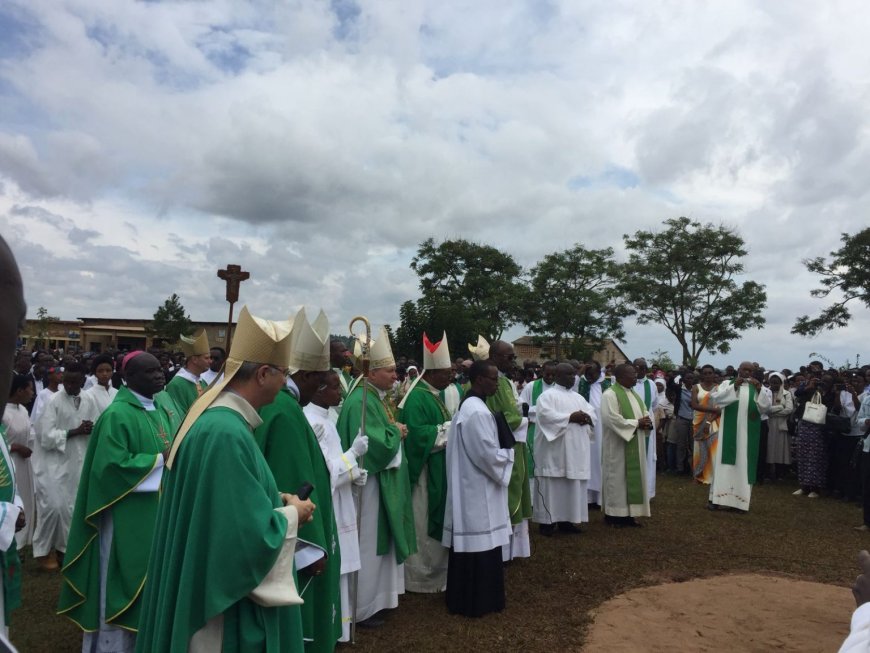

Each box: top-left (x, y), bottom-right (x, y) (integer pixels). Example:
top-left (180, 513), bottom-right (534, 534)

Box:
top-left (802, 391), bottom-right (827, 425)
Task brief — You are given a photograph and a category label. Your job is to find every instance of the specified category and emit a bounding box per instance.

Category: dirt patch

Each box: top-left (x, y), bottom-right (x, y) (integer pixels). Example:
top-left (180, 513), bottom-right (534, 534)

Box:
top-left (582, 573), bottom-right (853, 652)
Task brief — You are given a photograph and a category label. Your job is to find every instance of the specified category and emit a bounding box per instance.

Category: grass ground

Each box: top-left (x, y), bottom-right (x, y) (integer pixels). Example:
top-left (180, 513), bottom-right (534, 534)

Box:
top-left (12, 474), bottom-right (865, 652)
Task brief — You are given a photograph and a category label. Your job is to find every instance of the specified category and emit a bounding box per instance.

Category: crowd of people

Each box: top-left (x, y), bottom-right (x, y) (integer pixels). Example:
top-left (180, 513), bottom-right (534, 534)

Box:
top-left (0, 249), bottom-right (869, 649)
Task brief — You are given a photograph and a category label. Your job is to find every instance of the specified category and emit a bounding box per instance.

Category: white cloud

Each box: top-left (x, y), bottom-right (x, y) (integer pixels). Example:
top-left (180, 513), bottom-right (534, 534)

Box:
top-left (0, 0), bottom-right (868, 369)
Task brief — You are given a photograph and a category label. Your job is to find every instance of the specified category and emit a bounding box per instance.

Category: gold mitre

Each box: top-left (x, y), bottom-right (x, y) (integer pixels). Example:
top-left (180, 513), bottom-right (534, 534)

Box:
top-left (423, 331), bottom-right (451, 370)
top-left (468, 335), bottom-right (489, 361)
top-left (369, 325), bottom-right (395, 370)
top-left (288, 307), bottom-right (330, 373)
top-left (167, 306), bottom-right (293, 468)
top-left (179, 330), bottom-right (210, 357)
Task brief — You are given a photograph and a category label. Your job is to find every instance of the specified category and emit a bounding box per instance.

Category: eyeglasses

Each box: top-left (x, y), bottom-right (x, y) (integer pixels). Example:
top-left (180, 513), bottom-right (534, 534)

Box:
top-left (268, 365), bottom-right (291, 379)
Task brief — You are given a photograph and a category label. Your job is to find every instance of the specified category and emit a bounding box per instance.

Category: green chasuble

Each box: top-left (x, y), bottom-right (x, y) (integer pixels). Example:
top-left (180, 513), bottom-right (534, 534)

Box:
top-left (134, 404), bottom-right (303, 653)
top-left (720, 381), bottom-right (762, 484)
top-left (397, 381), bottom-right (450, 540)
top-left (486, 375), bottom-right (532, 525)
top-left (336, 383), bottom-right (416, 563)
top-left (164, 373), bottom-right (206, 417)
top-left (0, 426), bottom-right (21, 625)
top-left (59, 386), bottom-right (176, 632)
top-left (254, 388), bottom-right (341, 653)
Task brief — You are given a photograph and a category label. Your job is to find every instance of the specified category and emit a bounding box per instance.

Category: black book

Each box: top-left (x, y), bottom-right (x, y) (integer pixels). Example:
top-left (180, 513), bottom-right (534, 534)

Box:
top-left (494, 411), bottom-right (517, 449)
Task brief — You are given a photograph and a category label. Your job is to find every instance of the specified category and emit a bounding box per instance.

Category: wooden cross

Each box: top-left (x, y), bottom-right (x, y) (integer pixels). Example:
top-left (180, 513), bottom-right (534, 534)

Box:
top-left (217, 264), bottom-right (250, 303)
top-left (217, 264), bottom-right (250, 352)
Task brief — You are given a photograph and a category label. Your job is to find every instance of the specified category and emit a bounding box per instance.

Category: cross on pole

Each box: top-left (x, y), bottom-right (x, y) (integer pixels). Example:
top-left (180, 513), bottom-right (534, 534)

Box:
top-left (217, 264), bottom-right (249, 352)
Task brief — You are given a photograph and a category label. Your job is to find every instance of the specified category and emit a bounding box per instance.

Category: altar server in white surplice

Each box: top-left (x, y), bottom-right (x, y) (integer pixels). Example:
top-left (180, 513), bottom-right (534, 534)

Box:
top-left (442, 359), bottom-right (514, 617)
top-left (304, 370), bottom-right (368, 643)
top-left (532, 363), bottom-right (595, 535)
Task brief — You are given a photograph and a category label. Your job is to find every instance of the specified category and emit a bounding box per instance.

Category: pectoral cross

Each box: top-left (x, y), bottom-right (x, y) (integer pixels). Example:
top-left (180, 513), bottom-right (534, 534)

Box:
top-left (217, 264), bottom-right (250, 352)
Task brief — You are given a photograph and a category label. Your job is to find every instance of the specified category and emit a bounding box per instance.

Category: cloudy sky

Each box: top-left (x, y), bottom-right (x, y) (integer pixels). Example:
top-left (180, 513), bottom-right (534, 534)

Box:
top-left (1, 0), bottom-right (867, 370)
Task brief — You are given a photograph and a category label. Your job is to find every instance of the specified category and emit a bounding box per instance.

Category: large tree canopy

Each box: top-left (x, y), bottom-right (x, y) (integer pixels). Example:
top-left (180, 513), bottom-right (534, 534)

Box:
top-left (398, 238), bottom-right (525, 357)
top-left (792, 228), bottom-right (870, 337)
top-left (620, 217), bottom-right (766, 366)
top-left (522, 245), bottom-right (628, 360)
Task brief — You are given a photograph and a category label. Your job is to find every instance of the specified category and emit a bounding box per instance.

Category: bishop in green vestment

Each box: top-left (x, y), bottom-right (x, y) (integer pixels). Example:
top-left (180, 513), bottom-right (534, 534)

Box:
top-left (135, 307), bottom-right (313, 653)
top-left (164, 330), bottom-right (212, 416)
top-left (335, 326), bottom-right (415, 623)
top-left (486, 341), bottom-right (532, 560)
top-left (255, 383), bottom-right (341, 652)
top-left (398, 332), bottom-right (454, 594)
top-left (59, 353), bottom-right (180, 644)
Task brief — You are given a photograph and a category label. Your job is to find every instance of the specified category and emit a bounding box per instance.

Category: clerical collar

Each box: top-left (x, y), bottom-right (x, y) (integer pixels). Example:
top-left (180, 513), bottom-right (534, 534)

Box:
top-left (176, 367), bottom-right (200, 384)
top-left (211, 390), bottom-right (263, 430)
top-left (128, 389), bottom-right (156, 411)
top-left (285, 376), bottom-right (300, 400)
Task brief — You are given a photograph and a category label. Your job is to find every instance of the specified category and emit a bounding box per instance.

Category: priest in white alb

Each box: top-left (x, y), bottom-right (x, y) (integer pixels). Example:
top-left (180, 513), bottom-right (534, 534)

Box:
top-left (575, 360), bottom-right (611, 507)
top-left (532, 363), bottom-right (596, 535)
top-left (632, 358), bottom-right (659, 500)
top-left (601, 363), bottom-right (652, 528)
top-left (707, 361), bottom-right (771, 513)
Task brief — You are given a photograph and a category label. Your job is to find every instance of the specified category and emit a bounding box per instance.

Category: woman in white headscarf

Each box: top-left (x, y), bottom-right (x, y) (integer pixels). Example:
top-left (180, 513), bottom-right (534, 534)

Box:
top-left (766, 372), bottom-right (794, 480)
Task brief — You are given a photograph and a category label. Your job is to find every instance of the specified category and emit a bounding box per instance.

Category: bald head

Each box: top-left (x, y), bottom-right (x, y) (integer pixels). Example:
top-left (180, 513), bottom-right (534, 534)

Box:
top-left (489, 340), bottom-right (516, 375)
top-left (0, 237), bottom-right (25, 414)
top-left (737, 361), bottom-right (754, 379)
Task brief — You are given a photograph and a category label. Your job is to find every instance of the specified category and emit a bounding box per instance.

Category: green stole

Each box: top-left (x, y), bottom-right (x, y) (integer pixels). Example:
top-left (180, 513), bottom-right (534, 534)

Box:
top-left (578, 376), bottom-right (612, 400)
top-left (719, 381), bottom-right (761, 484)
top-left (640, 380), bottom-right (652, 410)
top-left (486, 376), bottom-right (532, 525)
top-left (398, 382), bottom-right (451, 540)
top-left (0, 426), bottom-right (21, 624)
top-left (525, 379), bottom-right (546, 478)
top-left (610, 385), bottom-right (645, 505)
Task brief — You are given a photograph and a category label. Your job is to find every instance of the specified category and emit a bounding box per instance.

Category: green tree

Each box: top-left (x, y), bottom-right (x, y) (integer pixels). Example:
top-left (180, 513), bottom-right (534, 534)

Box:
top-left (401, 238), bottom-right (526, 350)
top-left (33, 306), bottom-right (59, 349)
top-left (648, 348), bottom-right (677, 372)
top-left (146, 294), bottom-right (193, 345)
top-left (393, 300), bottom-right (426, 360)
top-left (792, 228), bottom-right (870, 336)
top-left (522, 245), bottom-right (628, 360)
top-left (620, 217), bottom-right (767, 366)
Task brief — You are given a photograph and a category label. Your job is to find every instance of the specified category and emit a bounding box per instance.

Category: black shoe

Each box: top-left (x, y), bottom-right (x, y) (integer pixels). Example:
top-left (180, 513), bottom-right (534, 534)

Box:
top-left (627, 518), bottom-right (643, 528)
top-left (358, 616), bottom-right (385, 628)
top-left (588, 502), bottom-right (601, 511)
top-left (707, 502), bottom-right (720, 511)
top-left (538, 524), bottom-right (556, 537)
top-left (557, 522), bottom-right (583, 534)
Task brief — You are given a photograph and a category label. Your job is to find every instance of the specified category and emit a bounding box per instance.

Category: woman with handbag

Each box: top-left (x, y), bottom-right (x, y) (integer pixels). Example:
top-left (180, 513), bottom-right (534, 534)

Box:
top-left (766, 373), bottom-right (794, 481)
top-left (793, 375), bottom-right (836, 498)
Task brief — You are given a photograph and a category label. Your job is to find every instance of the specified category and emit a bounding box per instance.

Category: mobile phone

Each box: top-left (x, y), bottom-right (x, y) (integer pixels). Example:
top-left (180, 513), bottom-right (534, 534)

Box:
top-left (296, 482), bottom-right (314, 501)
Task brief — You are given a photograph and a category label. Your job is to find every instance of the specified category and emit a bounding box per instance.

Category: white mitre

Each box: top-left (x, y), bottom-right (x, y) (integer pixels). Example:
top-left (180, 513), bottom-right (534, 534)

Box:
top-left (369, 326), bottom-right (395, 370)
top-left (167, 306), bottom-right (293, 468)
top-left (423, 331), bottom-right (451, 370)
top-left (288, 308), bottom-right (330, 373)
top-left (468, 335), bottom-right (490, 361)
top-left (180, 330), bottom-right (210, 357)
